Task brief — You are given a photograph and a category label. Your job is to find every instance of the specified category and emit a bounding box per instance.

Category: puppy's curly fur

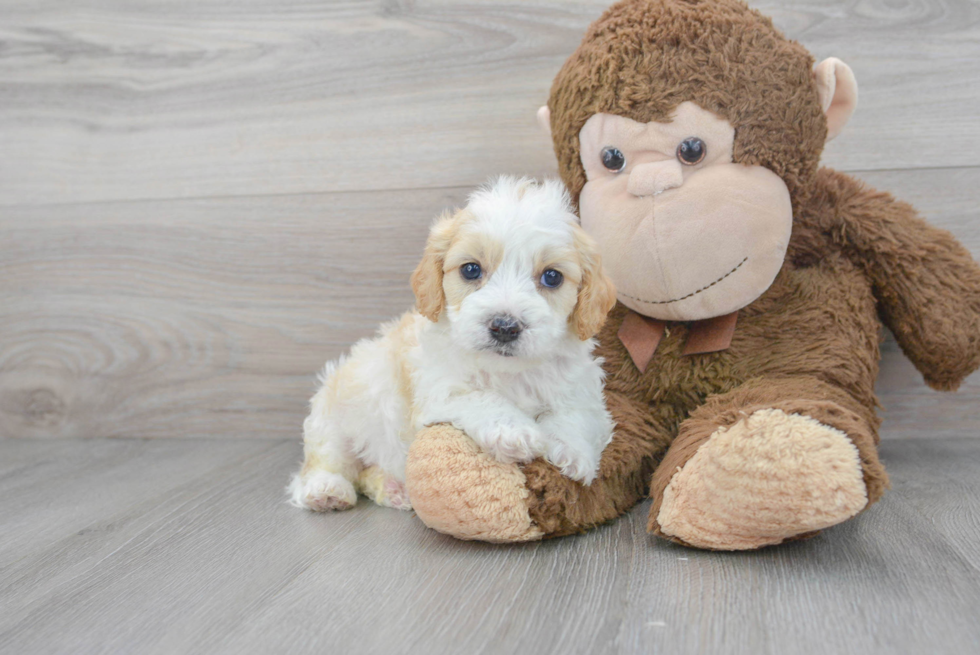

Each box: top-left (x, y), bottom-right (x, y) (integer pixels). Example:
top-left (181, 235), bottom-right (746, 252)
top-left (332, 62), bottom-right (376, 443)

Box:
top-left (289, 177), bottom-right (617, 511)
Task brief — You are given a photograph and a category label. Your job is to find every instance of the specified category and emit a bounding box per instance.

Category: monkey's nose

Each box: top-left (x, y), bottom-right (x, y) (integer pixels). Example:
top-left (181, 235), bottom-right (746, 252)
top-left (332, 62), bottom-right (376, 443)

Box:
top-left (627, 161), bottom-right (684, 197)
top-left (488, 315), bottom-right (522, 343)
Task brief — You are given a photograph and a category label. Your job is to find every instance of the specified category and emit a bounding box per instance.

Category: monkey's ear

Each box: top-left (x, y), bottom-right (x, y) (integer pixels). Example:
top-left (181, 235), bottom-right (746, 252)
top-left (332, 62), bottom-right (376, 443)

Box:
top-left (411, 212), bottom-right (457, 322)
top-left (536, 105), bottom-right (552, 136)
top-left (570, 227), bottom-right (617, 340)
top-left (814, 57), bottom-right (858, 142)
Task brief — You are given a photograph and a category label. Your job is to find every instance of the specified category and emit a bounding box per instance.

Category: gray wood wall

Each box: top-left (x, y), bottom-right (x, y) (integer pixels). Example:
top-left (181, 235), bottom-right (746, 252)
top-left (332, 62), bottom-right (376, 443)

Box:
top-left (2, 0), bottom-right (978, 439)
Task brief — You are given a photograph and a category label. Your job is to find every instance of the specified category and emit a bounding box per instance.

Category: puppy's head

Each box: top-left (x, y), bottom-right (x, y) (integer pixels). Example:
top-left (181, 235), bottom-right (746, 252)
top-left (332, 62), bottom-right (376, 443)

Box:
top-left (411, 177), bottom-right (616, 359)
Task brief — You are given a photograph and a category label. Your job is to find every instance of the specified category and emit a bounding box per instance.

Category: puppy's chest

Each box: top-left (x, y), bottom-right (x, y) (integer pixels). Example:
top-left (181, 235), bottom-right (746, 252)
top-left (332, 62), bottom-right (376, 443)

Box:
top-left (465, 370), bottom-right (552, 416)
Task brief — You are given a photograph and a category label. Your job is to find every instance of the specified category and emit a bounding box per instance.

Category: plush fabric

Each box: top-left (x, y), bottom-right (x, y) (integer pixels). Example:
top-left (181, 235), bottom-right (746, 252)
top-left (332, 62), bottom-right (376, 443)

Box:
top-left (656, 408), bottom-right (868, 550)
top-left (548, 0), bottom-right (829, 207)
top-left (405, 424), bottom-right (544, 542)
top-left (581, 156), bottom-right (794, 320)
top-left (814, 58), bottom-right (858, 140)
top-left (404, 0), bottom-right (980, 549)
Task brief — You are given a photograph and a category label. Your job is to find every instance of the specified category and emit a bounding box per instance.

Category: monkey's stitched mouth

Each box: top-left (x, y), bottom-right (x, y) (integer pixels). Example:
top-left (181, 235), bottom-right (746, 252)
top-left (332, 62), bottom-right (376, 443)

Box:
top-left (619, 257), bottom-right (748, 306)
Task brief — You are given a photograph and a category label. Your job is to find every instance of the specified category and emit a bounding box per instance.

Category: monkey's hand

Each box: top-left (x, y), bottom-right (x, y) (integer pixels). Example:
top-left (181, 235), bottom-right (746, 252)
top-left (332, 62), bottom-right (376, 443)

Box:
top-left (405, 391), bottom-right (668, 542)
top-left (820, 168), bottom-right (980, 390)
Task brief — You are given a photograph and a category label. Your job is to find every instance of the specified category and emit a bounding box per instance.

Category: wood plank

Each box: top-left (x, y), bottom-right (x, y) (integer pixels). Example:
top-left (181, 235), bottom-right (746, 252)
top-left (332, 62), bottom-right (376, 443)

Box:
top-left (0, 186), bottom-right (469, 438)
top-left (0, 438), bottom-right (277, 563)
top-left (1, 437), bottom-right (979, 654)
top-left (0, 438), bottom-right (420, 654)
top-left (1, 0), bottom-right (979, 206)
top-left (877, 438), bottom-right (980, 571)
top-left (2, 168), bottom-right (978, 440)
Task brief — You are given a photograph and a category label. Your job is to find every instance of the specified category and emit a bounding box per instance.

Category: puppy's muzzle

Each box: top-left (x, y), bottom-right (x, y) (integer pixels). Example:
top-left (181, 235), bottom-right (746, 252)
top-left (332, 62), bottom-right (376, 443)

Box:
top-left (488, 315), bottom-right (522, 343)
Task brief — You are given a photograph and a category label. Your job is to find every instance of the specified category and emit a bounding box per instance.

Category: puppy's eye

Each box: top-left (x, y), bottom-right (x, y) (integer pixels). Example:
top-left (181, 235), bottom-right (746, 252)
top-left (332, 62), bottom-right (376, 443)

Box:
top-left (460, 262), bottom-right (482, 281)
top-left (677, 137), bottom-right (706, 165)
top-left (601, 147), bottom-right (626, 172)
top-left (540, 269), bottom-right (563, 288)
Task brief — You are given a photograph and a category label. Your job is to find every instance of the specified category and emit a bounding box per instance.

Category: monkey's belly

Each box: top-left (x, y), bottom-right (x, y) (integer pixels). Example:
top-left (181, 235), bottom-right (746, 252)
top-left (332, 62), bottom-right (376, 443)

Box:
top-left (601, 259), bottom-right (881, 414)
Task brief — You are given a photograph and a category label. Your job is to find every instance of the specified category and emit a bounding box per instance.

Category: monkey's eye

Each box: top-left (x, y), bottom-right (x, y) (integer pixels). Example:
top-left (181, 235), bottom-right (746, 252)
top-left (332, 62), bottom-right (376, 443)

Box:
top-left (601, 147), bottom-right (626, 172)
top-left (677, 137), bottom-right (706, 165)
top-left (540, 269), bottom-right (564, 288)
top-left (460, 262), bottom-right (482, 281)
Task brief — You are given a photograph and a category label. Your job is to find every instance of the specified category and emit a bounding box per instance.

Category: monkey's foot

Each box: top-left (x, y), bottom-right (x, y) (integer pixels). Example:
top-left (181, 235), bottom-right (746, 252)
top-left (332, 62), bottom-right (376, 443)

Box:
top-left (650, 409), bottom-right (869, 550)
top-left (405, 424), bottom-right (543, 542)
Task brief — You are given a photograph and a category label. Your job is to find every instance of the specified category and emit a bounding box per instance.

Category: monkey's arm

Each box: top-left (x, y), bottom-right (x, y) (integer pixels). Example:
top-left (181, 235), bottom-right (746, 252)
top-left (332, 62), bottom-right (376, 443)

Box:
top-left (818, 168), bottom-right (980, 390)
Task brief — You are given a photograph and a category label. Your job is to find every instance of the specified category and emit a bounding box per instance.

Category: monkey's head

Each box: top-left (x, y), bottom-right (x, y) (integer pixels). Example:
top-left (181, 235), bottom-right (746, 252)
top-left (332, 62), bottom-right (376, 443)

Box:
top-left (539, 0), bottom-right (857, 321)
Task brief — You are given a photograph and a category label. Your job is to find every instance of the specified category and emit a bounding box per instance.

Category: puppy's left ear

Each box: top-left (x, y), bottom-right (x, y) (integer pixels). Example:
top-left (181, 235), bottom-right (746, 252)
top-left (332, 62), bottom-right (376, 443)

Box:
top-left (411, 211), bottom-right (457, 322)
top-left (570, 227), bottom-right (617, 340)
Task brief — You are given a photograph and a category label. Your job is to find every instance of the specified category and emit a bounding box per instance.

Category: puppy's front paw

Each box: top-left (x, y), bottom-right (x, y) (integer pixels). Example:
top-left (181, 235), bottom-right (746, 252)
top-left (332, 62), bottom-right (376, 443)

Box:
top-left (477, 422), bottom-right (545, 464)
top-left (289, 471), bottom-right (357, 511)
top-left (546, 442), bottom-right (600, 485)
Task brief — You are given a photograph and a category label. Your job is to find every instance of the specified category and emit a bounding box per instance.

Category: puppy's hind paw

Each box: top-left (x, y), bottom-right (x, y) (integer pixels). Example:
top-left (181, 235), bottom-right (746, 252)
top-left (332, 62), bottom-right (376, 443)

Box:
top-left (381, 477), bottom-right (412, 511)
top-left (289, 471), bottom-right (357, 511)
top-left (478, 423), bottom-right (545, 465)
top-left (547, 443), bottom-right (599, 486)
top-left (357, 466), bottom-right (412, 511)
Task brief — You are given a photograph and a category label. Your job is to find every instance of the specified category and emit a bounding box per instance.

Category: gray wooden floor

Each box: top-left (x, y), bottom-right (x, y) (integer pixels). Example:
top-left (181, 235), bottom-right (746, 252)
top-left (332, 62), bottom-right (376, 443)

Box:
top-left (1, 437), bottom-right (979, 654)
top-left (3, 1), bottom-right (980, 653)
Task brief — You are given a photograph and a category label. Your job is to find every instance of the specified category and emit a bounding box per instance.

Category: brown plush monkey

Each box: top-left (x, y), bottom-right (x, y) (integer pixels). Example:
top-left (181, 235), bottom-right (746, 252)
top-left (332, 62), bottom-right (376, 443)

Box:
top-left (404, 0), bottom-right (980, 549)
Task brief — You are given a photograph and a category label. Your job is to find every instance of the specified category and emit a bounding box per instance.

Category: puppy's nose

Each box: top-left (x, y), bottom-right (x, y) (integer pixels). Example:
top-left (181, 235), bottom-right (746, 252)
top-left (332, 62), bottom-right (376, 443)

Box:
top-left (488, 315), bottom-right (522, 343)
top-left (627, 160), bottom-right (684, 197)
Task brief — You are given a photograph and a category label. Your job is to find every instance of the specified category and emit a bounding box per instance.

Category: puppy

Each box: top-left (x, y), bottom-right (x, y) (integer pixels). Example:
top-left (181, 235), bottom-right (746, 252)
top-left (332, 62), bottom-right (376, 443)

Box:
top-left (289, 177), bottom-right (617, 511)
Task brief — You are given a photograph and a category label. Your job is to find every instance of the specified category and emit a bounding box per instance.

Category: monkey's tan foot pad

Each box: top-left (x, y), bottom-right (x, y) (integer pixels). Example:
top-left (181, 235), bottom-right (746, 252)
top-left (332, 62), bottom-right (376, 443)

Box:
top-left (653, 409), bottom-right (868, 550)
top-left (405, 424), bottom-right (544, 542)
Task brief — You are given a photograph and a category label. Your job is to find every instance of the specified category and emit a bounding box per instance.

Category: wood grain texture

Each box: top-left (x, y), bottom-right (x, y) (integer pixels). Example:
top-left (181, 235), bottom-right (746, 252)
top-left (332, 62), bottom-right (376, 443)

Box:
top-left (1, 0), bottom-right (979, 206)
top-left (0, 186), bottom-right (469, 438)
top-left (1, 437), bottom-right (979, 654)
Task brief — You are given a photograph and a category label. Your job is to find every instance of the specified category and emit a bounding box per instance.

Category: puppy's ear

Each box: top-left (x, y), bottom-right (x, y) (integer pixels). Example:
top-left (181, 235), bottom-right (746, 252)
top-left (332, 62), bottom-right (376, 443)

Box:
top-left (411, 211), bottom-right (457, 321)
top-left (570, 227), bottom-right (617, 340)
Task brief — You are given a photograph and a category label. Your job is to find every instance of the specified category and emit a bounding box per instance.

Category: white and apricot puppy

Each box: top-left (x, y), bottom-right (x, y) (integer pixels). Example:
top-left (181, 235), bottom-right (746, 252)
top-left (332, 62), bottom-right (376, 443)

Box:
top-left (290, 177), bottom-right (617, 512)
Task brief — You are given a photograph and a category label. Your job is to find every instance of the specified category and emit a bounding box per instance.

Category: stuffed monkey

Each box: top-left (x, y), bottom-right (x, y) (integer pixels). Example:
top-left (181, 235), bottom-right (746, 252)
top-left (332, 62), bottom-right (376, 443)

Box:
top-left (404, 0), bottom-right (980, 549)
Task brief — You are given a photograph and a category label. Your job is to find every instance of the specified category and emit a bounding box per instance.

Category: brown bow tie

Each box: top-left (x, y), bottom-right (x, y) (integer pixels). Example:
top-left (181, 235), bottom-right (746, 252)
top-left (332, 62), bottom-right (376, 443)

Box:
top-left (617, 310), bottom-right (738, 374)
